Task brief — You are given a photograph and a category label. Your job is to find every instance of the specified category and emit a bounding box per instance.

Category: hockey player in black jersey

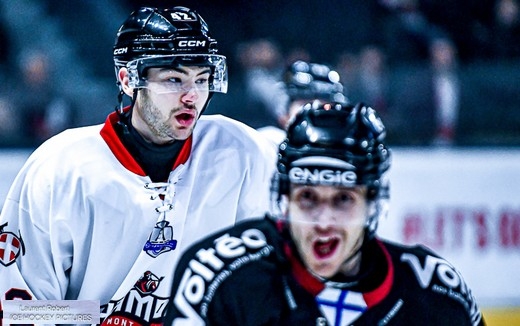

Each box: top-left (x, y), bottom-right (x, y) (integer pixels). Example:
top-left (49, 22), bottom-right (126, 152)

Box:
top-left (165, 101), bottom-right (485, 325)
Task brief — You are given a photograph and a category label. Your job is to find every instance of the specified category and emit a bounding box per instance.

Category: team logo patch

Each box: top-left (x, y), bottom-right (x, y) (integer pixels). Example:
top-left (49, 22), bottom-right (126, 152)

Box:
top-left (143, 220), bottom-right (177, 258)
top-left (101, 271), bottom-right (169, 325)
top-left (0, 222), bottom-right (25, 267)
top-left (135, 271), bottom-right (164, 295)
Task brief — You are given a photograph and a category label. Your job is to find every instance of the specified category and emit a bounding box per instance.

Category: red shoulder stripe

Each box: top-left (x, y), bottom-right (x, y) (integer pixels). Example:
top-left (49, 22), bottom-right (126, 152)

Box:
top-left (100, 110), bottom-right (192, 175)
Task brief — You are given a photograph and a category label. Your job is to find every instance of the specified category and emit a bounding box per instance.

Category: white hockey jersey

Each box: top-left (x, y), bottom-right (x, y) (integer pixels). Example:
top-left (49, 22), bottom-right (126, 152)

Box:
top-left (0, 111), bottom-right (277, 325)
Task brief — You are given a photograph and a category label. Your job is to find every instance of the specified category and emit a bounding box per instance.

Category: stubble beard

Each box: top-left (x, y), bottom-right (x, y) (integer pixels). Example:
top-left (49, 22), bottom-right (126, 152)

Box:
top-left (138, 90), bottom-right (197, 142)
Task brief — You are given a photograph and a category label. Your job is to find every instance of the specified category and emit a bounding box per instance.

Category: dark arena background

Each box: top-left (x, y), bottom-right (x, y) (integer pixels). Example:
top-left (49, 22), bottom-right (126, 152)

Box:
top-left (0, 1), bottom-right (519, 324)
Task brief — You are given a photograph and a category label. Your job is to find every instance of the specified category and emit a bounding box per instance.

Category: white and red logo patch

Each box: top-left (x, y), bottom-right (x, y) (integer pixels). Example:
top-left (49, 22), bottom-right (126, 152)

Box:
top-left (0, 223), bottom-right (25, 267)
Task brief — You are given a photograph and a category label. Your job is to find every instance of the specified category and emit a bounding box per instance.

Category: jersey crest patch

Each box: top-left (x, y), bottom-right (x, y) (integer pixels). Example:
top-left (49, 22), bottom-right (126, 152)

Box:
top-left (143, 220), bottom-right (177, 257)
top-left (135, 271), bottom-right (164, 295)
top-left (101, 271), bottom-right (169, 325)
top-left (316, 287), bottom-right (367, 326)
top-left (0, 222), bottom-right (25, 267)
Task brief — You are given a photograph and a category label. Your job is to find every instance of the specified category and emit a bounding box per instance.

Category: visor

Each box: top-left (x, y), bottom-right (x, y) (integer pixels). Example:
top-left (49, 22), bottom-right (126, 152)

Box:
top-left (126, 54), bottom-right (228, 93)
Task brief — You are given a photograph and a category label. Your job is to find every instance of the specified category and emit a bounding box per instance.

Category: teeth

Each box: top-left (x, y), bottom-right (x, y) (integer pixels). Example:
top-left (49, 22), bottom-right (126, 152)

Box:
top-left (319, 247), bottom-right (331, 254)
top-left (317, 236), bottom-right (332, 243)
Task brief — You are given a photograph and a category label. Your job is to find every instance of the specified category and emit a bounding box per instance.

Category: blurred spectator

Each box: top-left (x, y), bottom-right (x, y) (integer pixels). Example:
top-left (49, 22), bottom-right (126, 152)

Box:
top-left (430, 37), bottom-right (460, 145)
top-left (0, 97), bottom-right (23, 147)
top-left (357, 46), bottom-right (389, 109)
top-left (378, 0), bottom-right (446, 65)
top-left (335, 51), bottom-right (359, 100)
top-left (378, 0), bottom-right (431, 64)
top-left (9, 49), bottom-right (77, 147)
top-left (490, 0), bottom-right (520, 59)
top-left (236, 38), bottom-right (285, 129)
top-left (351, 46), bottom-right (392, 120)
top-left (392, 36), bottom-right (460, 146)
top-left (335, 46), bottom-right (399, 143)
top-left (415, 0), bottom-right (489, 63)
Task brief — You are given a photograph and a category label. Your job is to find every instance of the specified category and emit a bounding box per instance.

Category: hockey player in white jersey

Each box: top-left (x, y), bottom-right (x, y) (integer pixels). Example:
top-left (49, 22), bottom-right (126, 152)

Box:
top-left (0, 6), bottom-right (276, 325)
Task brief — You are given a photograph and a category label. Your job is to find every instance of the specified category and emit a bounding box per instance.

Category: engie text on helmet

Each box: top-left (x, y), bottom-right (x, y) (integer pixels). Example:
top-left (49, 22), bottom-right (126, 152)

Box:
top-left (289, 167), bottom-right (357, 187)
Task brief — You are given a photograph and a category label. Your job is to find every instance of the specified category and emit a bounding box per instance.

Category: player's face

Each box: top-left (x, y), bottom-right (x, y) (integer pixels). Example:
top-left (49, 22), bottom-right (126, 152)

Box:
top-left (132, 66), bottom-right (211, 144)
top-left (288, 184), bottom-right (368, 279)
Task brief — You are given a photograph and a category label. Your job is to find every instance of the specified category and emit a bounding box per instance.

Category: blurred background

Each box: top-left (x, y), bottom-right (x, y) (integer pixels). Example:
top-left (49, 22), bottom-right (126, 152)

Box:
top-left (0, 0), bottom-right (518, 148)
top-left (0, 0), bottom-right (519, 324)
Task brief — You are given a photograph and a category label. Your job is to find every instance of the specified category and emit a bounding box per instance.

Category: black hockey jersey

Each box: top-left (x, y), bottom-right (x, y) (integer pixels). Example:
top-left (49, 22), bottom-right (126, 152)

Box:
top-left (165, 216), bottom-right (484, 325)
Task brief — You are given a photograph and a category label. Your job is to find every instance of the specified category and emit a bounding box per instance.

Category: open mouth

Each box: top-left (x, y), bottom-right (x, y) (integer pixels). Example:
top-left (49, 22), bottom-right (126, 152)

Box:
top-left (175, 112), bottom-right (195, 126)
top-left (313, 236), bottom-right (339, 259)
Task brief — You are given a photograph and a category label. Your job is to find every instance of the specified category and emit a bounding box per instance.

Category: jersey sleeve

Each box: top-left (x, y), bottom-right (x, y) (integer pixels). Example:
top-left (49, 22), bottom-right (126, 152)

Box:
top-left (0, 151), bottom-right (72, 302)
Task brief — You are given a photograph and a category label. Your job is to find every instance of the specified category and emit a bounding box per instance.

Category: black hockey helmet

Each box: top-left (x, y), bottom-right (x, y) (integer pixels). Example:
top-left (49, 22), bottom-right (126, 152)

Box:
top-left (271, 101), bottom-right (391, 236)
top-left (113, 6), bottom-right (227, 93)
top-left (284, 60), bottom-right (347, 104)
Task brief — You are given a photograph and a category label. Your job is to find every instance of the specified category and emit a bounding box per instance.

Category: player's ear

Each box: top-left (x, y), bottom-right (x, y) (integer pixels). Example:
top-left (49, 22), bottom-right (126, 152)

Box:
top-left (118, 67), bottom-right (134, 97)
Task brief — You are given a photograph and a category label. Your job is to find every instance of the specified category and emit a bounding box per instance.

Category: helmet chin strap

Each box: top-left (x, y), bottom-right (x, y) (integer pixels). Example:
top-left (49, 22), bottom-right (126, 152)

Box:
top-left (116, 88), bottom-right (139, 122)
top-left (130, 89), bottom-right (138, 111)
top-left (116, 89), bottom-right (125, 115)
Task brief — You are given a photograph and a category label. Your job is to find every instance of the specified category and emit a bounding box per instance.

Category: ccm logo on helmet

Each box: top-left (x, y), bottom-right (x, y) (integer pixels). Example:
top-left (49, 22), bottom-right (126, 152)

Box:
top-left (114, 47), bottom-right (128, 55)
top-left (289, 167), bottom-right (357, 187)
top-left (178, 40), bottom-right (206, 47)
